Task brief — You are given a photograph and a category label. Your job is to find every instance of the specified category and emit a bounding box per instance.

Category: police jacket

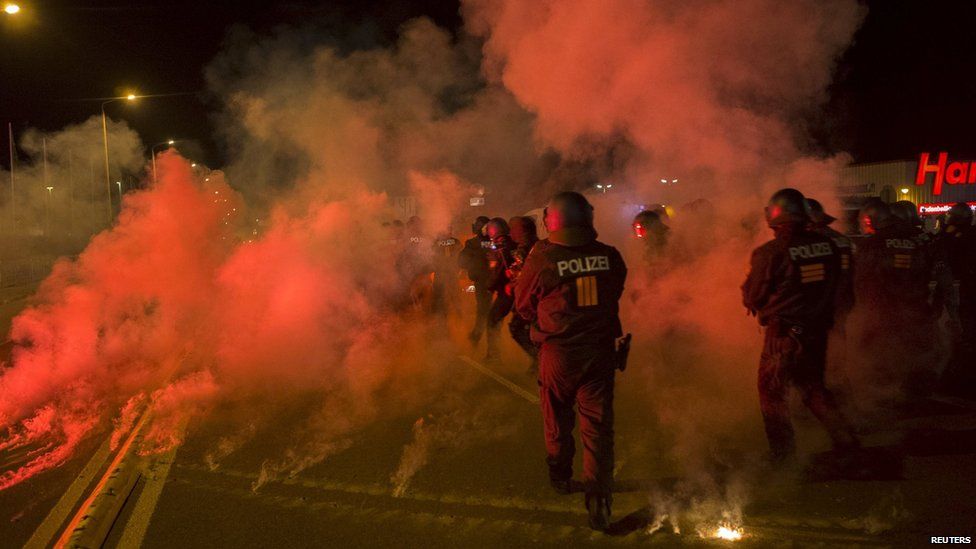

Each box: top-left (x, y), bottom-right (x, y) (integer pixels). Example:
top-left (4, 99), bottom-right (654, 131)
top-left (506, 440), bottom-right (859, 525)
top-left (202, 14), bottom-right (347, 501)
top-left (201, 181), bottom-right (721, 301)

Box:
top-left (458, 235), bottom-right (490, 282)
top-left (432, 235), bottom-right (461, 275)
top-left (938, 226), bottom-right (976, 312)
top-left (813, 224), bottom-right (855, 316)
top-left (855, 223), bottom-right (931, 313)
top-left (514, 227), bottom-right (627, 348)
top-left (742, 223), bottom-right (841, 329)
top-left (486, 236), bottom-right (516, 292)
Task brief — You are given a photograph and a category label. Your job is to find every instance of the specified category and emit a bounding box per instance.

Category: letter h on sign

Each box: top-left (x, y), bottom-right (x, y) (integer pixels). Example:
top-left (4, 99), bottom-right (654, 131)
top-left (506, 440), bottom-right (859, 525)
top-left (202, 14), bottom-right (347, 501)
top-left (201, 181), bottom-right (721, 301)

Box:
top-left (917, 152), bottom-right (947, 196)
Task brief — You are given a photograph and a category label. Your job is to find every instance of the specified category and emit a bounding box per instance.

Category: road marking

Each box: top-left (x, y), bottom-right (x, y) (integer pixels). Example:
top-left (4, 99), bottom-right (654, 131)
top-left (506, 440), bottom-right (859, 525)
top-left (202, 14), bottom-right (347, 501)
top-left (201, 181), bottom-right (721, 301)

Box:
top-left (457, 355), bottom-right (539, 404)
top-left (53, 410), bottom-right (150, 548)
top-left (116, 434), bottom-right (183, 548)
top-left (24, 437), bottom-right (113, 549)
top-left (169, 465), bottom-right (886, 546)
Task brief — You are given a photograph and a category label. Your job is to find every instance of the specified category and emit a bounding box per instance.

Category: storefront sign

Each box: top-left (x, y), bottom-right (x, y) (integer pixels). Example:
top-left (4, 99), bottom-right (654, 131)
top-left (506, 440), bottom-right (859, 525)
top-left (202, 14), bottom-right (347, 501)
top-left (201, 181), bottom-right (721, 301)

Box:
top-left (916, 152), bottom-right (976, 195)
top-left (917, 201), bottom-right (976, 216)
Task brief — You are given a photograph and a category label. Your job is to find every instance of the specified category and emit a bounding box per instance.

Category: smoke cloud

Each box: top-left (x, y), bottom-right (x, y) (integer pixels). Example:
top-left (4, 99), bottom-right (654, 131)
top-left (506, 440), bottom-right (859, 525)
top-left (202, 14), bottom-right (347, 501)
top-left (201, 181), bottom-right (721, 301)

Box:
top-left (0, 4), bottom-right (880, 539)
top-left (464, 0), bottom-right (867, 530)
top-left (0, 116), bottom-right (144, 257)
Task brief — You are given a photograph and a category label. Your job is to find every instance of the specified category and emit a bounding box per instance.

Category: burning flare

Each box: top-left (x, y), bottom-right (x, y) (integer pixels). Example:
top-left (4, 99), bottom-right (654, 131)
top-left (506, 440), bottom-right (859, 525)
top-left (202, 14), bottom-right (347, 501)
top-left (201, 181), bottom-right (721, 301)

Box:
top-left (714, 524), bottom-right (744, 541)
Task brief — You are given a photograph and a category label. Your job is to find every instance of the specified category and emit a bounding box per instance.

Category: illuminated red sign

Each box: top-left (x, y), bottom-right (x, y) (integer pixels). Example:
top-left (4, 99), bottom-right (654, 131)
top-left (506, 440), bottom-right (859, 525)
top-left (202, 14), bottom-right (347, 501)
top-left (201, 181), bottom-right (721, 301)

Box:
top-left (917, 202), bottom-right (976, 216)
top-left (916, 152), bottom-right (976, 195)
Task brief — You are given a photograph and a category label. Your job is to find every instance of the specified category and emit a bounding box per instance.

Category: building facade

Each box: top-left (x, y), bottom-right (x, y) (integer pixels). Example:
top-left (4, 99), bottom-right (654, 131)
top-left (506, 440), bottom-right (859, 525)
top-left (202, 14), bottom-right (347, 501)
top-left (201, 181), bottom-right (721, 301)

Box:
top-left (838, 154), bottom-right (976, 230)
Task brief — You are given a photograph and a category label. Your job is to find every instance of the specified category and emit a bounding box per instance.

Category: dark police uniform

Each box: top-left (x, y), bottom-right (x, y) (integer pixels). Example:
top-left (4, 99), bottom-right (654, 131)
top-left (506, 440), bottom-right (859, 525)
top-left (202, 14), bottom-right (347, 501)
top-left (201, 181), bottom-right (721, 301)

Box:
top-left (937, 225), bottom-right (976, 390)
top-left (855, 222), bottom-right (937, 395)
top-left (515, 238), bottom-right (627, 495)
top-left (742, 225), bottom-right (858, 461)
top-left (855, 223), bottom-right (931, 318)
top-left (459, 233), bottom-right (492, 339)
top-left (814, 225), bottom-right (855, 318)
top-left (485, 234), bottom-right (518, 359)
top-left (507, 237), bottom-right (540, 361)
top-left (431, 234), bottom-right (461, 315)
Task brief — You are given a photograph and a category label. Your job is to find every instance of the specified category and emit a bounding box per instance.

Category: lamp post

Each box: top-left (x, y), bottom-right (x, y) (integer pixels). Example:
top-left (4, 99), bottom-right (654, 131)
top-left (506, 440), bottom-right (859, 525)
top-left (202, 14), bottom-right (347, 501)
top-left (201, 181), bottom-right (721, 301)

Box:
top-left (7, 122), bottom-right (14, 227)
top-left (101, 94), bottom-right (136, 222)
top-left (45, 186), bottom-right (53, 235)
top-left (151, 139), bottom-right (175, 184)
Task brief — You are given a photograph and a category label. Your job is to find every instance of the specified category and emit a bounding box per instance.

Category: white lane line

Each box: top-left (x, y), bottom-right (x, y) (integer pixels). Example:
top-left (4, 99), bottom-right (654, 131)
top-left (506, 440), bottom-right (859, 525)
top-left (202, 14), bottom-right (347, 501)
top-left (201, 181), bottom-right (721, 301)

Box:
top-left (24, 437), bottom-right (113, 549)
top-left (457, 355), bottom-right (539, 404)
top-left (116, 435), bottom-right (183, 548)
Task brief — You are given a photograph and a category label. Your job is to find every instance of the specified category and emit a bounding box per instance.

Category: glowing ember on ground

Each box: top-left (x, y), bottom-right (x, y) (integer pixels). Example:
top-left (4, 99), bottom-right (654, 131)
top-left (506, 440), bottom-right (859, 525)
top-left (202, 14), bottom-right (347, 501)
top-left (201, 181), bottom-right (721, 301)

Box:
top-left (714, 525), bottom-right (744, 541)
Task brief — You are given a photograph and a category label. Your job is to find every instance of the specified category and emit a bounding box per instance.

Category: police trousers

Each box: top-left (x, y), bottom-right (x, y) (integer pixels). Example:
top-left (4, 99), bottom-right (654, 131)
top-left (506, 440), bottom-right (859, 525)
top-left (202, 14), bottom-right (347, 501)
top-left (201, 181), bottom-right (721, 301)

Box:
top-left (509, 315), bottom-right (538, 360)
top-left (758, 324), bottom-right (857, 461)
top-left (470, 279), bottom-right (492, 338)
top-left (539, 343), bottom-right (615, 496)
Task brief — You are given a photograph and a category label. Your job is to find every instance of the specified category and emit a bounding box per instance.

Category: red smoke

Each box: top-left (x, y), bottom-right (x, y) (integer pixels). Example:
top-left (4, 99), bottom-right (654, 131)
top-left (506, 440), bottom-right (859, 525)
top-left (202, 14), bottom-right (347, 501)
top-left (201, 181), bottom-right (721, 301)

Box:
top-left (0, 153), bottom-right (458, 490)
top-left (465, 0), bottom-right (863, 201)
top-left (0, 154), bottom-right (235, 489)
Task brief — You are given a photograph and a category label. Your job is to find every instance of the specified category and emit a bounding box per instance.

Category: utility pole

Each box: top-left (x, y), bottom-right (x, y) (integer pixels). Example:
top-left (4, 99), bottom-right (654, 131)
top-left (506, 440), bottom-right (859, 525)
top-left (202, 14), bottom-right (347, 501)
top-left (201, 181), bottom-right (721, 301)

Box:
top-left (68, 150), bottom-right (75, 235)
top-left (8, 122), bottom-right (14, 227)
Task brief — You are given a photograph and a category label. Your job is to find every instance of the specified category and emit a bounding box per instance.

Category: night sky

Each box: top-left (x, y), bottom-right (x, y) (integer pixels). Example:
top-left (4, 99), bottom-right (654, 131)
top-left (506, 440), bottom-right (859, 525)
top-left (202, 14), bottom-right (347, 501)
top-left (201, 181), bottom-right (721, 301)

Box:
top-left (1, 0), bottom-right (974, 169)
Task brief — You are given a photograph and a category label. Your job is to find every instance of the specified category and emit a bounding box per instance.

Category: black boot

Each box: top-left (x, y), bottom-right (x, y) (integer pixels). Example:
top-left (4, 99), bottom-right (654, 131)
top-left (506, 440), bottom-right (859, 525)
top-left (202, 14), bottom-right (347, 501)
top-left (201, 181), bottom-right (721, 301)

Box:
top-left (585, 493), bottom-right (611, 532)
top-left (550, 479), bottom-right (572, 495)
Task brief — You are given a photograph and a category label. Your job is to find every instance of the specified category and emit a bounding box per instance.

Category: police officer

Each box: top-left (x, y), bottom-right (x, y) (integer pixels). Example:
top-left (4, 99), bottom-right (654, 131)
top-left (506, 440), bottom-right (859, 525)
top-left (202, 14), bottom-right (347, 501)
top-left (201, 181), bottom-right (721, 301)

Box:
top-left (631, 209), bottom-right (670, 266)
top-left (507, 216), bottom-right (540, 372)
top-left (856, 199), bottom-right (932, 314)
top-left (459, 216), bottom-right (492, 343)
top-left (891, 200), bottom-right (935, 279)
top-left (483, 218), bottom-right (516, 361)
top-left (431, 229), bottom-right (462, 316)
top-left (514, 192), bottom-right (627, 531)
top-left (856, 199), bottom-right (935, 399)
top-left (742, 188), bottom-right (859, 465)
top-left (935, 203), bottom-right (976, 392)
top-left (805, 198), bottom-right (855, 319)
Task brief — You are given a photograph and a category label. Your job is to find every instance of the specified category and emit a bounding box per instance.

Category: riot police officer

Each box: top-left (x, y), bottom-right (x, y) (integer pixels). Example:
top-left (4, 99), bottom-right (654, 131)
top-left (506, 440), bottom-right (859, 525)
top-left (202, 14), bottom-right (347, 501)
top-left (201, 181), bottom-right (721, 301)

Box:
top-left (514, 192), bottom-right (627, 531)
top-left (936, 203), bottom-right (976, 393)
top-left (507, 216), bottom-right (540, 372)
top-left (742, 188), bottom-right (859, 465)
top-left (459, 216), bottom-right (492, 343)
top-left (431, 229), bottom-right (461, 317)
top-left (484, 217), bottom-right (516, 362)
top-left (805, 198), bottom-right (855, 319)
top-left (631, 209), bottom-right (670, 267)
top-left (855, 199), bottom-right (937, 399)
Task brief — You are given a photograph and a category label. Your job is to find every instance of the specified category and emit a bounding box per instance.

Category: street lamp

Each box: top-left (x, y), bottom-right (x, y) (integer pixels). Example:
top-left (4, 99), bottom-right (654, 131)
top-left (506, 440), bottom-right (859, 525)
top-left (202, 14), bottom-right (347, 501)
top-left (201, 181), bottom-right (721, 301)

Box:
top-left (45, 186), bottom-right (53, 235)
top-left (151, 139), bottom-right (176, 184)
top-left (101, 94), bottom-right (137, 222)
top-left (3, 3), bottom-right (20, 15)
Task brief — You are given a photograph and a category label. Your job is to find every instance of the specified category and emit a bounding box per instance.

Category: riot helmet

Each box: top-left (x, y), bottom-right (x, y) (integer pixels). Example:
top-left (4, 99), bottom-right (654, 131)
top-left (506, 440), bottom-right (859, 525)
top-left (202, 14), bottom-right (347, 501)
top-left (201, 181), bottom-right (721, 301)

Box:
top-left (632, 210), bottom-right (664, 239)
top-left (471, 215), bottom-right (490, 236)
top-left (858, 197), bottom-right (893, 235)
top-left (508, 216), bottom-right (538, 246)
top-left (890, 200), bottom-right (921, 227)
top-left (765, 188), bottom-right (808, 227)
top-left (804, 198), bottom-right (837, 227)
top-left (484, 217), bottom-right (510, 242)
top-left (946, 202), bottom-right (974, 229)
top-left (543, 191), bottom-right (594, 233)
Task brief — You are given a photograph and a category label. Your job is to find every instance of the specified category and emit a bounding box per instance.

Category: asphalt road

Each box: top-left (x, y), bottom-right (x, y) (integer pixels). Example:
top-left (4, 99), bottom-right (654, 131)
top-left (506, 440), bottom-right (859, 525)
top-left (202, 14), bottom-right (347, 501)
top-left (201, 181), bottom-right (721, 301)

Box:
top-left (1, 304), bottom-right (975, 547)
